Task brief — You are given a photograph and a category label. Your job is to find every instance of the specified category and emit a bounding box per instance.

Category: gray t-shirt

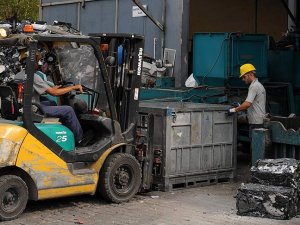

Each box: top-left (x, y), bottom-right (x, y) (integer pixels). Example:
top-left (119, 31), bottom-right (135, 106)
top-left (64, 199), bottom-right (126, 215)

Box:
top-left (245, 78), bottom-right (266, 124)
top-left (32, 73), bottom-right (51, 103)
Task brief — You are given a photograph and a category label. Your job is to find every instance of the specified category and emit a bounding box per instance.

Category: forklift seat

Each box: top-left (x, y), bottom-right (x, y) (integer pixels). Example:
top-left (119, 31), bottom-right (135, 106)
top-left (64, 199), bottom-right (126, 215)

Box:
top-left (73, 114), bottom-right (124, 162)
top-left (0, 85), bottom-right (52, 122)
top-left (0, 85), bottom-right (20, 120)
top-left (79, 114), bottom-right (114, 138)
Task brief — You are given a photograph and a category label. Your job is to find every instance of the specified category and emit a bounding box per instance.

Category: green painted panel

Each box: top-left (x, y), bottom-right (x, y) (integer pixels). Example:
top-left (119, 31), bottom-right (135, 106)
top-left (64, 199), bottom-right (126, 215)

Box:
top-left (35, 124), bottom-right (75, 151)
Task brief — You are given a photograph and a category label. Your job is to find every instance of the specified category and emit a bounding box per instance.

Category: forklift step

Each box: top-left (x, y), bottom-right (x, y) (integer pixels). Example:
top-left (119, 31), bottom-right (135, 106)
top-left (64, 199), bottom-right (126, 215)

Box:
top-left (71, 168), bottom-right (95, 175)
top-left (67, 162), bottom-right (95, 175)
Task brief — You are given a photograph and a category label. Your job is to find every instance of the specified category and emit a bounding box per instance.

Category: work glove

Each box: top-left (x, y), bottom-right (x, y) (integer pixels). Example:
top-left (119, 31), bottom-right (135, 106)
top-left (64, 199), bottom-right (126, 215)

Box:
top-left (226, 107), bottom-right (236, 116)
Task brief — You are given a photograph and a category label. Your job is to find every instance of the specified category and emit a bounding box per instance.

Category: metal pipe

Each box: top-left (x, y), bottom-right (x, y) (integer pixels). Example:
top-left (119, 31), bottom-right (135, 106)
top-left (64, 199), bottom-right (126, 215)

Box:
top-left (115, 0), bottom-right (119, 33)
top-left (39, 0), bottom-right (43, 21)
top-left (153, 37), bottom-right (157, 59)
top-left (161, 0), bottom-right (166, 60)
top-left (77, 2), bottom-right (81, 31)
top-left (41, 0), bottom-right (94, 7)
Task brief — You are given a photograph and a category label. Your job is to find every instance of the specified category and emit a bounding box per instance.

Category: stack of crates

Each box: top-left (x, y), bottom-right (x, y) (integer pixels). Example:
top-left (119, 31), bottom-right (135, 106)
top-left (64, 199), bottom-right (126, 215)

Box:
top-left (236, 158), bottom-right (300, 220)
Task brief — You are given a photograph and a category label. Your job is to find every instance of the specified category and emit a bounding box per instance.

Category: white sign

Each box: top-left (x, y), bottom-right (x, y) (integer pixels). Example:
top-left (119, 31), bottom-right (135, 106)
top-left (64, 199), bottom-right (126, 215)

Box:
top-left (132, 5), bottom-right (147, 17)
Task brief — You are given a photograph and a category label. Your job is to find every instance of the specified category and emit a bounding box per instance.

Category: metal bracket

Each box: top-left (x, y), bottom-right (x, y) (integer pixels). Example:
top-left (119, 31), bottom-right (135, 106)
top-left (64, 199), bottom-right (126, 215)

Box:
top-left (132, 0), bottom-right (164, 31)
top-left (280, 0), bottom-right (298, 28)
top-left (81, 0), bottom-right (86, 8)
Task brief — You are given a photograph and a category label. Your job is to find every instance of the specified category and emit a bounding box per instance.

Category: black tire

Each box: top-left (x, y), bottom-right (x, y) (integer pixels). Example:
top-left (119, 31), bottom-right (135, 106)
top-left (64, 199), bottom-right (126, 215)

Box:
top-left (98, 153), bottom-right (142, 203)
top-left (0, 175), bottom-right (28, 221)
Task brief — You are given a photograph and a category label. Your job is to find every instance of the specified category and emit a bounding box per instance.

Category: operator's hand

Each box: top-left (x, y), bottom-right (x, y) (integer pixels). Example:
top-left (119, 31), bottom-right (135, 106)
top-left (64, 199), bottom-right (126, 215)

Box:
top-left (226, 108), bottom-right (236, 116)
top-left (74, 84), bottom-right (83, 93)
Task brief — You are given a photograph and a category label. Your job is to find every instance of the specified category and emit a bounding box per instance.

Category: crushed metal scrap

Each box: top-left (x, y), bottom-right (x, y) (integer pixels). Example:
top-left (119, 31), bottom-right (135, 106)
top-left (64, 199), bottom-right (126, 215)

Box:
top-left (236, 182), bottom-right (298, 220)
top-left (251, 158), bottom-right (300, 189)
top-left (236, 158), bottom-right (300, 220)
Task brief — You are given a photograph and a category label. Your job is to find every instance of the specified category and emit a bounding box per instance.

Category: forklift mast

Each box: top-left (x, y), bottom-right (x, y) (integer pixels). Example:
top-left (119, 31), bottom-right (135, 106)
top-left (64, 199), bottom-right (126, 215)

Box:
top-left (89, 33), bottom-right (144, 132)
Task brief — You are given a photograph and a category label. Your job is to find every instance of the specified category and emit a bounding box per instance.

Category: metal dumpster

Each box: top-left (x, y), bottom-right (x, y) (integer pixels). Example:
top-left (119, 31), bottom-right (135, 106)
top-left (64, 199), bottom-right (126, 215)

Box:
top-left (138, 102), bottom-right (237, 191)
top-left (252, 116), bottom-right (300, 165)
top-left (193, 32), bottom-right (269, 87)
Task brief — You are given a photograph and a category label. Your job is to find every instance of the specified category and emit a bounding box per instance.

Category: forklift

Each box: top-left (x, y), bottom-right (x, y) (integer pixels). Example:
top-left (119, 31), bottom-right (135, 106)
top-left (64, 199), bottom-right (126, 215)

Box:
top-left (0, 31), bottom-right (146, 221)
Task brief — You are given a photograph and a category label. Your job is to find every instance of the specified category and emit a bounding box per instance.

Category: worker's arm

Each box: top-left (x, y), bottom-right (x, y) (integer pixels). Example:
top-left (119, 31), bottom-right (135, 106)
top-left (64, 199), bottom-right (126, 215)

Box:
top-left (235, 101), bottom-right (252, 112)
top-left (228, 101), bottom-right (252, 114)
top-left (230, 85), bottom-right (256, 113)
top-left (46, 84), bottom-right (83, 96)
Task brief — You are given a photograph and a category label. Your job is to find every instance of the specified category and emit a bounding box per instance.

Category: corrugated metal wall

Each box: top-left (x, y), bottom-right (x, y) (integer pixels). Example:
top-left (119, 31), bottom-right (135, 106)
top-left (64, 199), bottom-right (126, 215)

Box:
top-left (41, 0), bottom-right (117, 34)
top-left (80, 0), bottom-right (116, 33)
top-left (118, 0), bottom-right (164, 59)
top-left (41, 0), bottom-right (290, 87)
top-left (41, 0), bottom-right (163, 58)
top-left (40, 0), bottom-right (188, 87)
top-left (42, 3), bottom-right (78, 30)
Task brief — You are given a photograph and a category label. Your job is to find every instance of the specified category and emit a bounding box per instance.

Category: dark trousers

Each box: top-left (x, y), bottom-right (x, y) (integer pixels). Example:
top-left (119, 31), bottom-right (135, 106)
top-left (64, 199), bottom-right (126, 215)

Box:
top-left (40, 101), bottom-right (83, 142)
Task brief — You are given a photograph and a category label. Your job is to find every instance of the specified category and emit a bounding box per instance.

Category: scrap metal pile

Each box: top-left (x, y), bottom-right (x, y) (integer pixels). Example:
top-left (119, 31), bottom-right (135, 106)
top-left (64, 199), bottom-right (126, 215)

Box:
top-left (236, 158), bottom-right (300, 220)
top-left (0, 20), bottom-right (83, 85)
top-left (0, 46), bottom-right (23, 84)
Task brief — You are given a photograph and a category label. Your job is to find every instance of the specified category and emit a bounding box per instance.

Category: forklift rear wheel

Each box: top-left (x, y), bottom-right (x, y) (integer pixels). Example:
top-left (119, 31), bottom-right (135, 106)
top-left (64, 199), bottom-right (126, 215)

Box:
top-left (0, 175), bottom-right (28, 221)
top-left (99, 153), bottom-right (142, 203)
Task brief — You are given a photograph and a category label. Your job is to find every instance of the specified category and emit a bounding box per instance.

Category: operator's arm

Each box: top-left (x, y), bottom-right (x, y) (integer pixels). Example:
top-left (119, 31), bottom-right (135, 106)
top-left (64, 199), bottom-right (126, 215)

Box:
top-left (46, 84), bottom-right (83, 96)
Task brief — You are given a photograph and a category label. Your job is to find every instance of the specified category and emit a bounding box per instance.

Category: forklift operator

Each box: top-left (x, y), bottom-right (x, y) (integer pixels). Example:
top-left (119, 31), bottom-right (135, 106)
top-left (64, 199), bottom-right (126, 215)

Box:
top-left (228, 63), bottom-right (266, 139)
top-left (33, 60), bottom-right (84, 143)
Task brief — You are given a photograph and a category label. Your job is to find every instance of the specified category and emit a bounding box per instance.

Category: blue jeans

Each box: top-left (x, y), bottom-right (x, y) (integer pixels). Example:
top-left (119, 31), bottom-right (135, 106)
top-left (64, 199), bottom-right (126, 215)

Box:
top-left (40, 101), bottom-right (83, 142)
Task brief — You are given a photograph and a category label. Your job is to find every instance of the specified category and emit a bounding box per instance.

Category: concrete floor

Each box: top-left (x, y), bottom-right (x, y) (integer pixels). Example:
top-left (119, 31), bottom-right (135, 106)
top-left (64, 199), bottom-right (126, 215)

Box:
top-left (5, 161), bottom-right (300, 225)
top-left (5, 182), bottom-right (299, 225)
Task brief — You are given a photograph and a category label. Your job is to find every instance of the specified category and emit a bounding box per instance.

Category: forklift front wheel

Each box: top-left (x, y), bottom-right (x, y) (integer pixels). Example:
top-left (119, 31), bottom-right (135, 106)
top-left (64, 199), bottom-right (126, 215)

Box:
top-left (0, 175), bottom-right (28, 221)
top-left (99, 153), bottom-right (142, 203)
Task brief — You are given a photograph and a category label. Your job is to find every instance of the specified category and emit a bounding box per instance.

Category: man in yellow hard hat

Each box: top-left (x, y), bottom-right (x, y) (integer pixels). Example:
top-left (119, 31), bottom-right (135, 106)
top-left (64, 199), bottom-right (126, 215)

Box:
top-left (228, 63), bottom-right (266, 139)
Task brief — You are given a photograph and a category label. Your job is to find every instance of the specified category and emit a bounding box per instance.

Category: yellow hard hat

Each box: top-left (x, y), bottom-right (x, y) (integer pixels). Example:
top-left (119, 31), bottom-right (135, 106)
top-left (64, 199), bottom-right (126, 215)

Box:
top-left (240, 63), bottom-right (256, 78)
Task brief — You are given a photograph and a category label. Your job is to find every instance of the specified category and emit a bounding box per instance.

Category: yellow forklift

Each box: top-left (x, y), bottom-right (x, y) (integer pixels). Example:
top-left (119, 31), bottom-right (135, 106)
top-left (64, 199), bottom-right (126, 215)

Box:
top-left (0, 32), bottom-right (145, 221)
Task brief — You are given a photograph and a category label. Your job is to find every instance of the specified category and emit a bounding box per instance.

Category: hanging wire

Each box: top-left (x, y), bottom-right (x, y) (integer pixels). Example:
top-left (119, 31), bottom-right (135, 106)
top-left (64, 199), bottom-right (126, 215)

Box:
top-left (200, 39), bottom-right (226, 85)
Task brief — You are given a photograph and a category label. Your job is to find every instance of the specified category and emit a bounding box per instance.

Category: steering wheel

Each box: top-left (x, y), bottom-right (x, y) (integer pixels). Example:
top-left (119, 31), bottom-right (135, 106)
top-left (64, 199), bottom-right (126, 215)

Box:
top-left (80, 85), bottom-right (100, 111)
top-left (81, 84), bottom-right (100, 94)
